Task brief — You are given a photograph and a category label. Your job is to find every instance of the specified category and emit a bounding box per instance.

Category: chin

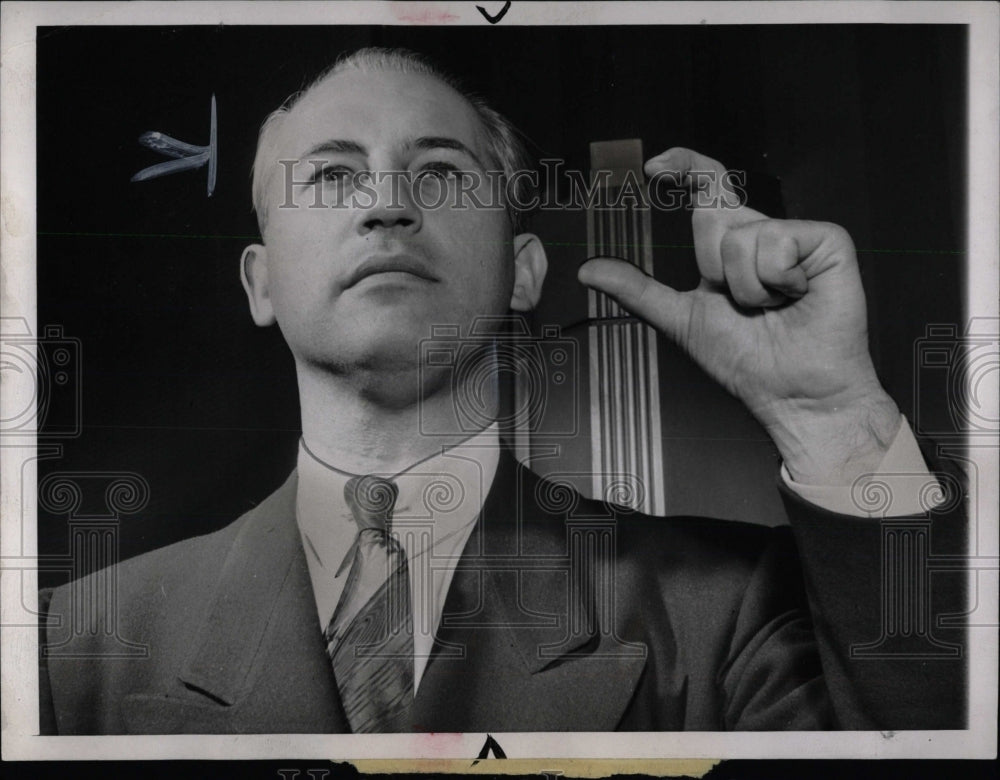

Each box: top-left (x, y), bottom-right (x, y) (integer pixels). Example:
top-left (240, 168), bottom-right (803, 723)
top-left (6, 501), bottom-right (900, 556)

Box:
top-left (324, 328), bottom-right (425, 373)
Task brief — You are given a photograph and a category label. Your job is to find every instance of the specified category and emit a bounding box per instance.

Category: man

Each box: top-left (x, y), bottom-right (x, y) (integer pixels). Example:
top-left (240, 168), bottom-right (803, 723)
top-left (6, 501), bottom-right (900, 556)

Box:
top-left (41, 47), bottom-right (965, 733)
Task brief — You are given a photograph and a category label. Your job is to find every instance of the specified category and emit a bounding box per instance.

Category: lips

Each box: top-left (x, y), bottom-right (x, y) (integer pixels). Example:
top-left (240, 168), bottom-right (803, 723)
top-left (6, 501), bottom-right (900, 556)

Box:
top-left (345, 255), bottom-right (440, 289)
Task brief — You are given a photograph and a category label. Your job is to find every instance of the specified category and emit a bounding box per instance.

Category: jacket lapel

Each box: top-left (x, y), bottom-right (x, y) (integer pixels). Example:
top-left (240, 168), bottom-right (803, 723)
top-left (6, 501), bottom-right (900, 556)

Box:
top-left (413, 449), bottom-right (647, 731)
top-left (124, 448), bottom-right (647, 734)
top-left (123, 472), bottom-right (348, 734)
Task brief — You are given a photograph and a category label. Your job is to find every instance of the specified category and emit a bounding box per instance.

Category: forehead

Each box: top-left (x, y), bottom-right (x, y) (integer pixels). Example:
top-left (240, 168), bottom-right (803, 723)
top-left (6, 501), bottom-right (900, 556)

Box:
top-left (276, 68), bottom-right (488, 158)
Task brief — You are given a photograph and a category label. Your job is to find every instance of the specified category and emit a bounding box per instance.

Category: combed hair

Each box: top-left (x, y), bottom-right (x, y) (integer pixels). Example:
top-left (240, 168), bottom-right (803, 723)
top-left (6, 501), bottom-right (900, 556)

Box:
top-left (251, 47), bottom-right (534, 234)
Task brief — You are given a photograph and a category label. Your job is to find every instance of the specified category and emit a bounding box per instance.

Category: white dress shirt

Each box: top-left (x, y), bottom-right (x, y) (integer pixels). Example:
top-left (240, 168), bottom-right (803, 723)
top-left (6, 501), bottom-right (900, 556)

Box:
top-left (296, 417), bottom-right (937, 693)
top-left (779, 416), bottom-right (939, 517)
top-left (296, 424), bottom-right (499, 690)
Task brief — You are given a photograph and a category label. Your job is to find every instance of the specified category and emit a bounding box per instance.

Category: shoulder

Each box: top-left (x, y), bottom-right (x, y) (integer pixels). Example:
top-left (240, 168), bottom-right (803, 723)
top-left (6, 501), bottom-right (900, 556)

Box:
top-left (614, 509), bottom-right (801, 616)
top-left (523, 462), bottom-right (785, 559)
top-left (518, 466), bottom-right (807, 645)
top-left (44, 511), bottom-right (245, 635)
top-left (522, 464), bottom-right (795, 593)
top-left (45, 471), bottom-right (297, 621)
top-left (617, 509), bottom-right (788, 567)
top-left (516, 461), bottom-right (792, 578)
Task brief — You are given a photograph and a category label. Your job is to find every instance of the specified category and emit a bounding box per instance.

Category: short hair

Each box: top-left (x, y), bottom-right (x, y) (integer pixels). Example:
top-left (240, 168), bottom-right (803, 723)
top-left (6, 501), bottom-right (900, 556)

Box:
top-left (251, 47), bottom-right (534, 235)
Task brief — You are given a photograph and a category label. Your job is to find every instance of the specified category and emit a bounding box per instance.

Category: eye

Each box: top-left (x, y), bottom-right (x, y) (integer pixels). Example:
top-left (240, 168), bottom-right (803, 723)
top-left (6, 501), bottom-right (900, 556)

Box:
top-left (417, 161), bottom-right (463, 180)
top-left (309, 164), bottom-right (356, 185)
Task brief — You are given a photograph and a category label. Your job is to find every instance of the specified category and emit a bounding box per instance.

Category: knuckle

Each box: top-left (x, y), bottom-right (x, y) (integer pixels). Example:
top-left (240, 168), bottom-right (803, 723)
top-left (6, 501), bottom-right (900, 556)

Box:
top-left (760, 291), bottom-right (788, 307)
top-left (821, 221), bottom-right (854, 249)
top-left (721, 225), bottom-right (757, 266)
top-left (720, 228), bottom-right (745, 258)
top-left (755, 219), bottom-right (795, 251)
top-left (730, 284), bottom-right (767, 308)
top-left (765, 233), bottom-right (798, 263)
top-left (757, 219), bottom-right (785, 242)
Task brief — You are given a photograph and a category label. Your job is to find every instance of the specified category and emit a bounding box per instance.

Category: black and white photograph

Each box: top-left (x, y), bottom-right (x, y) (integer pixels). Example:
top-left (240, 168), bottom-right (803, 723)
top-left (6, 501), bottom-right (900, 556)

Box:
top-left (1, 0), bottom-right (997, 766)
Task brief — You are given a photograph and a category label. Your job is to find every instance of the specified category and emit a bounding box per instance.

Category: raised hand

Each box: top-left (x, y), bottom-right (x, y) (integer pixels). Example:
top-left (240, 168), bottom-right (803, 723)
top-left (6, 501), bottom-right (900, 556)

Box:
top-left (578, 148), bottom-right (901, 485)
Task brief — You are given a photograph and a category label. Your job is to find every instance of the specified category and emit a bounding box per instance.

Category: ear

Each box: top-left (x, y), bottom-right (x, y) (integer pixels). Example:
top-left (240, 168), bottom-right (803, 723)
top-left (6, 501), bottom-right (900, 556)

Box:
top-left (240, 244), bottom-right (277, 326)
top-left (509, 233), bottom-right (548, 311)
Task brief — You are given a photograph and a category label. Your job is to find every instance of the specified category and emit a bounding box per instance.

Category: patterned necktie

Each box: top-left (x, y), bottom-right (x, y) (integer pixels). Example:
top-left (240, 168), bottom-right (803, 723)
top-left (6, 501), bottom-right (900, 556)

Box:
top-left (323, 475), bottom-right (413, 733)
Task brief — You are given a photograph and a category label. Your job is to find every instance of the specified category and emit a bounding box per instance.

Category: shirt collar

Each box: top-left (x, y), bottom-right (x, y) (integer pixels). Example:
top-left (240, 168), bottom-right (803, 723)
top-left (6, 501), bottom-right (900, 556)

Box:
top-left (296, 424), bottom-right (501, 570)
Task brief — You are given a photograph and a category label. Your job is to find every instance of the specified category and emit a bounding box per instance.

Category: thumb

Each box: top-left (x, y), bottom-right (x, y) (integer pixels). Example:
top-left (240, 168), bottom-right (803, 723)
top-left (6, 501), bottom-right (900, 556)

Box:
top-left (578, 258), bottom-right (691, 341)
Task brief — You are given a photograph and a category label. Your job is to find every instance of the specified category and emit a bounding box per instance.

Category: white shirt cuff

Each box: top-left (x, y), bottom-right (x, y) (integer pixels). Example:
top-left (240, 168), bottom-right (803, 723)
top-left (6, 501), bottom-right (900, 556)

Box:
top-left (780, 416), bottom-right (943, 517)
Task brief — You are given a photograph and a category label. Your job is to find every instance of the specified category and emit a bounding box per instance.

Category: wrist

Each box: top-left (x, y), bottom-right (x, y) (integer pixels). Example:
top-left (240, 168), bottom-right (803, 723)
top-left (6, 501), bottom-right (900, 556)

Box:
top-left (764, 387), bottom-right (902, 486)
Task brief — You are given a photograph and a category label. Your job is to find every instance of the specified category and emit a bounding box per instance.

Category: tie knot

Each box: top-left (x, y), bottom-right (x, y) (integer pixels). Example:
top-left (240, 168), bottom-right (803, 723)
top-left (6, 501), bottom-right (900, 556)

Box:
top-left (344, 475), bottom-right (399, 531)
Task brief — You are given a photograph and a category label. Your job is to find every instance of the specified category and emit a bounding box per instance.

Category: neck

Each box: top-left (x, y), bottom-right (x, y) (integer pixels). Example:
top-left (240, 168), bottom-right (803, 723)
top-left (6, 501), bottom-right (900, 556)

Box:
top-left (296, 362), bottom-right (494, 475)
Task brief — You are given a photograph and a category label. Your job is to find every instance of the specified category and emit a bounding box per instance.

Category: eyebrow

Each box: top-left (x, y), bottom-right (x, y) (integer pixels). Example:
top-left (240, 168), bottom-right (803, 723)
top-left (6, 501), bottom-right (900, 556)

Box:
top-left (301, 139), bottom-right (367, 158)
top-left (299, 136), bottom-right (485, 168)
top-left (408, 136), bottom-right (486, 169)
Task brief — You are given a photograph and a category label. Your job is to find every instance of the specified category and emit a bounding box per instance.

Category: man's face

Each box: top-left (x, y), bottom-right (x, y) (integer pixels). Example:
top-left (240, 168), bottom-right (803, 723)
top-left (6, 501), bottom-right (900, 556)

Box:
top-left (245, 68), bottom-right (525, 379)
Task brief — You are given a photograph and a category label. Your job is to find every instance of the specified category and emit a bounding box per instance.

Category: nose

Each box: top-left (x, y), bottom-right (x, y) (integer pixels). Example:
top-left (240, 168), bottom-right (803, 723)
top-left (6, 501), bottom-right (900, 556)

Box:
top-left (358, 171), bottom-right (422, 235)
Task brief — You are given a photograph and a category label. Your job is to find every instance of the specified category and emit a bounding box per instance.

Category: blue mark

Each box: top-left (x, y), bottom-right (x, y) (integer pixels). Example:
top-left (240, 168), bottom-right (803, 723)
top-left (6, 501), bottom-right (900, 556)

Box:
top-left (131, 94), bottom-right (217, 197)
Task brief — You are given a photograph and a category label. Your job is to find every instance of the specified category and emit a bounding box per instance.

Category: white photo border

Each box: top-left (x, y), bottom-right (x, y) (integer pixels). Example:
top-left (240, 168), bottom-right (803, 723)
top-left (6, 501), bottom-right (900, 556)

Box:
top-left (1, 0), bottom-right (997, 762)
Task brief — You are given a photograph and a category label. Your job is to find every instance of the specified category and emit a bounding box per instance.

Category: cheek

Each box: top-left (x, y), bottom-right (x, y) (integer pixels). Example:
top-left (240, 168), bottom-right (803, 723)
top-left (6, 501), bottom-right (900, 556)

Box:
top-left (437, 211), bottom-right (515, 302)
top-left (262, 250), bottom-right (324, 322)
top-left (264, 212), bottom-right (343, 281)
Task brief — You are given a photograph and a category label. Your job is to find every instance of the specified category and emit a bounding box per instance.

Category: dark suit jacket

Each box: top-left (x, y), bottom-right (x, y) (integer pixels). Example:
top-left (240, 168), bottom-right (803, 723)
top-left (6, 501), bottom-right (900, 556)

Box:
top-left (40, 449), bottom-right (967, 733)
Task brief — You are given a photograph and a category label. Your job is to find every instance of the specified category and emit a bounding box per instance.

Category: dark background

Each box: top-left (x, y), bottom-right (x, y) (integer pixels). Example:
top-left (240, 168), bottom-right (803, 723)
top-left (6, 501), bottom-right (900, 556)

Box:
top-left (36, 24), bottom-right (967, 579)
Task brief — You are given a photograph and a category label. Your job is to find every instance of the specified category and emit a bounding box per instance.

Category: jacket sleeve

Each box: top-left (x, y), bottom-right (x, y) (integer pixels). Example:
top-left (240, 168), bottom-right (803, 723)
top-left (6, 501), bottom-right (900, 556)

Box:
top-left (779, 448), bottom-right (968, 729)
top-left (716, 524), bottom-right (836, 730)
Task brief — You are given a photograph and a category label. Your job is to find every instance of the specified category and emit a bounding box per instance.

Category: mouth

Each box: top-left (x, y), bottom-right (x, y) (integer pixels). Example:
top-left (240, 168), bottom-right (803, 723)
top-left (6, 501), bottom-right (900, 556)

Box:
top-left (345, 255), bottom-right (440, 289)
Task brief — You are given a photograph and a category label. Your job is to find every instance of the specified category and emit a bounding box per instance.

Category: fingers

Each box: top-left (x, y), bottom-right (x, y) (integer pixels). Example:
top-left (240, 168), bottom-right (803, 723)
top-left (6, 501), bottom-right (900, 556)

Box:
top-left (644, 147), bottom-right (742, 210)
top-left (579, 221), bottom-right (845, 330)
top-left (645, 147), bottom-right (855, 306)
top-left (645, 147), bottom-right (768, 285)
top-left (721, 227), bottom-right (789, 308)
top-left (720, 220), bottom-right (809, 307)
top-left (754, 222), bottom-right (809, 298)
top-left (717, 218), bottom-right (857, 308)
top-left (578, 258), bottom-right (692, 342)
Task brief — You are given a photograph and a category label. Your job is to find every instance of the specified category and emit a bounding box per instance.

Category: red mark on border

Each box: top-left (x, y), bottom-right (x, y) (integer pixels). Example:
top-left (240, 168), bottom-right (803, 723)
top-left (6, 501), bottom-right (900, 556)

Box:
top-left (391, 3), bottom-right (460, 24)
